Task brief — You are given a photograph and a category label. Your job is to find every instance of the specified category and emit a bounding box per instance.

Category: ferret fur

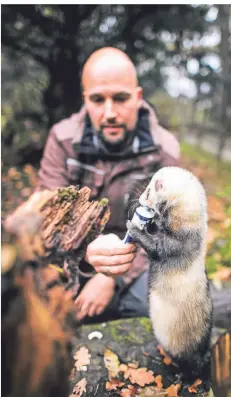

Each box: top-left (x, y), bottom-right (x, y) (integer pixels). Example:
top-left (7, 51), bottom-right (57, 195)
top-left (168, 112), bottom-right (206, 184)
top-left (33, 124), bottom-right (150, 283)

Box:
top-left (127, 166), bottom-right (213, 386)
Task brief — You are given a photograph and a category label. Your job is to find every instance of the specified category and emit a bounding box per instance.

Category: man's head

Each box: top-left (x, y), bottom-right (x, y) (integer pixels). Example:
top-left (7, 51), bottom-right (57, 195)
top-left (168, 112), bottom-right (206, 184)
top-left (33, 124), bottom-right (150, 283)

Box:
top-left (82, 47), bottom-right (143, 147)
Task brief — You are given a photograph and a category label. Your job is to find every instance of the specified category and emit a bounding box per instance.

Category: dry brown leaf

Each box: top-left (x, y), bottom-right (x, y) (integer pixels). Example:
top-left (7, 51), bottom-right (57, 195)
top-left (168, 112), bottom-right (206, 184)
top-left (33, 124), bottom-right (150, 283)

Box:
top-left (163, 357), bottom-right (172, 366)
top-left (141, 386), bottom-right (167, 396)
top-left (106, 380), bottom-right (125, 390)
top-left (128, 361), bottom-right (139, 369)
top-left (119, 364), bottom-right (128, 372)
top-left (124, 367), bottom-right (155, 387)
top-left (68, 368), bottom-right (76, 381)
top-left (207, 196), bottom-right (226, 222)
top-left (154, 375), bottom-right (163, 389)
top-left (188, 378), bottom-right (202, 393)
top-left (206, 227), bottom-right (219, 248)
top-left (120, 385), bottom-right (138, 397)
top-left (74, 347), bottom-right (91, 371)
top-left (104, 348), bottom-right (120, 379)
top-left (210, 267), bottom-right (231, 281)
top-left (166, 383), bottom-right (181, 397)
top-left (157, 345), bottom-right (173, 366)
top-left (70, 378), bottom-right (87, 397)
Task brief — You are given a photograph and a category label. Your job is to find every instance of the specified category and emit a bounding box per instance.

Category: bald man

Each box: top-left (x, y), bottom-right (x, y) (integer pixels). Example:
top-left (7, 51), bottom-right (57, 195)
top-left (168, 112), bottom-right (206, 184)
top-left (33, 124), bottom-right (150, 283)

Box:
top-left (37, 47), bottom-right (180, 323)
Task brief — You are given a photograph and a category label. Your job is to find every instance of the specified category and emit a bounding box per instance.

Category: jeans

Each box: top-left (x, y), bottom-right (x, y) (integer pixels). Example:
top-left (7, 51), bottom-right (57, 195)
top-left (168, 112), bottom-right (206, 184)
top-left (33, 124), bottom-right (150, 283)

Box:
top-left (80, 271), bottom-right (149, 325)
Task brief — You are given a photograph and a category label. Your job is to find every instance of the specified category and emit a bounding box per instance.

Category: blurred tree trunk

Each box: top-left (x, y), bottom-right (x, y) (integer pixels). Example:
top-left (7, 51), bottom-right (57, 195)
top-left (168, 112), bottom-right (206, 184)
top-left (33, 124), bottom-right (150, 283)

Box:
top-left (217, 5), bottom-right (231, 161)
top-left (44, 38), bottom-right (82, 127)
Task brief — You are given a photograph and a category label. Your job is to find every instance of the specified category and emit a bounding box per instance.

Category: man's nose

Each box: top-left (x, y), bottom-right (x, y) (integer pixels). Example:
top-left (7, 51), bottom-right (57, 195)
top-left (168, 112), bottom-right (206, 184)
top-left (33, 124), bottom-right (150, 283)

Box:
top-left (103, 100), bottom-right (117, 120)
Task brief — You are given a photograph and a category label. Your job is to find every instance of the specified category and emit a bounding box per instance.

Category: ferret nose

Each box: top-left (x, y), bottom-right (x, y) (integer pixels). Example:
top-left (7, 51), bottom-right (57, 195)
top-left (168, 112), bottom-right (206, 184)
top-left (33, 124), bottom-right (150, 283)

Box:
top-left (139, 198), bottom-right (152, 207)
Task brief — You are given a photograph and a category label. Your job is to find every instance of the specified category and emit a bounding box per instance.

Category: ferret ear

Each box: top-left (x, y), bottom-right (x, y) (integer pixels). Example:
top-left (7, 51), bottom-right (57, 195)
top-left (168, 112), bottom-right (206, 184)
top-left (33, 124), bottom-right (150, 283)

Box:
top-left (155, 179), bottom-right (164, 192)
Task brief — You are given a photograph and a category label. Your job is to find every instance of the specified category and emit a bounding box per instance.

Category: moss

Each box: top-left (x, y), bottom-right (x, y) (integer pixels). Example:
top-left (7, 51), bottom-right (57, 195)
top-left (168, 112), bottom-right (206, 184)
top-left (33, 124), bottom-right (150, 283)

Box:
top-left (56, 186), bottom-right (78, 202)
top-left (81, 318), bottom-right (154, 345)
top-left (98, 198), bottom-right (109, 207)
top-left (138, 317), bottom-right (153, 334)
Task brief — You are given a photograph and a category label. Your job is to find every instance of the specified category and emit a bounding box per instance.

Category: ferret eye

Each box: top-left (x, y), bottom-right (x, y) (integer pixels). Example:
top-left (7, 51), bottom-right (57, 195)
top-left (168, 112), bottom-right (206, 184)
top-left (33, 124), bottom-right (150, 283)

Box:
top-left (146, 188), bottom-right (150, 199)
top-left (155, 179), bottom-right (163, 191)
top-left (159, 201), bottom-right (167, 213)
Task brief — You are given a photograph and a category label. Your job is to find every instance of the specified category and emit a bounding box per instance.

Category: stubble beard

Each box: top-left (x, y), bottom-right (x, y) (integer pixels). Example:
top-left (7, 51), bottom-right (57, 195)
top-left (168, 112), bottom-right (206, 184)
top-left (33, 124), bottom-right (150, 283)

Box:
top-left (97, 126), bottom-right (135, 152)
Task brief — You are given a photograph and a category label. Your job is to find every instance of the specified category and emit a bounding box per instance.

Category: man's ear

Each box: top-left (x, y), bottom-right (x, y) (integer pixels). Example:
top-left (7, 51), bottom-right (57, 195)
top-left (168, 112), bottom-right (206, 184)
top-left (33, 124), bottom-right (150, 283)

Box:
top-left (137, 86), bottom-right (143, 108)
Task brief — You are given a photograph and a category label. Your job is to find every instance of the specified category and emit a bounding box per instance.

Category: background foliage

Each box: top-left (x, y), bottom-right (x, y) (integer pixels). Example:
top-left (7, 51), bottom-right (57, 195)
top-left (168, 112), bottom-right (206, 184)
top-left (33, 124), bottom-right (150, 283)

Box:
top-left (1, 5), bottom-right (231, 278)
top-left (2, 5), bottom-right (231, 166)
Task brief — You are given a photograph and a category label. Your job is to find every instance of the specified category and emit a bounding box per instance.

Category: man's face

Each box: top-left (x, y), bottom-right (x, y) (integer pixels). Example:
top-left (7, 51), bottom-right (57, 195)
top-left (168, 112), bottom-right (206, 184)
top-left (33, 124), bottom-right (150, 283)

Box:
top-left (83, 78), bottom-right (143, 145)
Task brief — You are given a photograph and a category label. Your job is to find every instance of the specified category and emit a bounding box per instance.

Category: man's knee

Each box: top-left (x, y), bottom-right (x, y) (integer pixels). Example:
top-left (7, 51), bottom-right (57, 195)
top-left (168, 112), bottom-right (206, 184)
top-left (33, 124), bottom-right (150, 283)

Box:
top-left (118, 271), bottom-right (149, 318)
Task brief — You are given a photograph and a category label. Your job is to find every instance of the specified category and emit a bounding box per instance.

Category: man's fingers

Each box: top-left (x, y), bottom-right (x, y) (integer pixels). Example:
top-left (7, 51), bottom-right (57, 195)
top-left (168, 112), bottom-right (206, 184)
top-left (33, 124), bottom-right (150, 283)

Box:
top-left (90, 252), bottom-right (135, 268)
top-left (88, 304), bottom-right (98, 318)
top-left (97, 262), bottom-right (133, 276)
top-left (76, 300), bottom-right (90, 320)
top-left (86, 243), bottom-right (136, 258)
top-left (95, 305), bottom-right (104, 316)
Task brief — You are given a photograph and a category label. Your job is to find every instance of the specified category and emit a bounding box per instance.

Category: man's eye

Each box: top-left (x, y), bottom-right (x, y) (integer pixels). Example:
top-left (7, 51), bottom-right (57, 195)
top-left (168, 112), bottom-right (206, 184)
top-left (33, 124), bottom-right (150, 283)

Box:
top-left (90, 96), bottom-right (104, 103)
top-left (113, 96), bottom-right (129, 103)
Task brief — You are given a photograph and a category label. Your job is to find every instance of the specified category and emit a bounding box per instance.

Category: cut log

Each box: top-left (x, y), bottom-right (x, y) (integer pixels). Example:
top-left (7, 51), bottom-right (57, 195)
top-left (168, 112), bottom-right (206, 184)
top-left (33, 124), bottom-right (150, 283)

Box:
top-left (71, 318), bottom-right (230, 397)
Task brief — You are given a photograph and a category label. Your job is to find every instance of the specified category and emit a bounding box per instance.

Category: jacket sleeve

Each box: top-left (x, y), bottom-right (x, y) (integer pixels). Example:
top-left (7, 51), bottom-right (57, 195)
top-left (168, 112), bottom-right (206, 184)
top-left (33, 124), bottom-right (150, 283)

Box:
top-left (37, 128), bottom-right (70, 191)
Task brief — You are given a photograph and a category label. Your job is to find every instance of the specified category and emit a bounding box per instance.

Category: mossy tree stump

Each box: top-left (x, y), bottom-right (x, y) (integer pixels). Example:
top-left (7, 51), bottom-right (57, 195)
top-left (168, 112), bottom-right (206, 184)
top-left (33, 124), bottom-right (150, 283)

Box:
top-left (71, 318), bottom-right (229, 397)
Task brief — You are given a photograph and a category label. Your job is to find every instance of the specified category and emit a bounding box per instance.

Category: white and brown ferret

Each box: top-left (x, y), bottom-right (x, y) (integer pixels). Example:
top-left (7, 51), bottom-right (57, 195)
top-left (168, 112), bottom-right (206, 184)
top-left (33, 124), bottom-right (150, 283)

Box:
top-left (127, 166), bottom-right (213, 388)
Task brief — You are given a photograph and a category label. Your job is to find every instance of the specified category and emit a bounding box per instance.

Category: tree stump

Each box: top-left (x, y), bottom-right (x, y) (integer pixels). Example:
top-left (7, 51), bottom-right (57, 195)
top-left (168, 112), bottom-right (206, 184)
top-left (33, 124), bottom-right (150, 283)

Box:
top-left (71, 318), bottom-right (229, 397)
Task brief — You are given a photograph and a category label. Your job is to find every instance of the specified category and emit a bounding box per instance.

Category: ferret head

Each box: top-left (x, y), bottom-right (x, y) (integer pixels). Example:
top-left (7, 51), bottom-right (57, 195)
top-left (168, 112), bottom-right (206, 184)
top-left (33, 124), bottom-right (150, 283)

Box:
top-left (139, 167), bottom-right (207, 232)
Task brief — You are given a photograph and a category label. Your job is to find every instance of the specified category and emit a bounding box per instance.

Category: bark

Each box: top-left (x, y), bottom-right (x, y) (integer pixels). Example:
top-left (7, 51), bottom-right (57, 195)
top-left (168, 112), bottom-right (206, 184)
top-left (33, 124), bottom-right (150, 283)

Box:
top-left (4, 186), bottom-right (110, 279)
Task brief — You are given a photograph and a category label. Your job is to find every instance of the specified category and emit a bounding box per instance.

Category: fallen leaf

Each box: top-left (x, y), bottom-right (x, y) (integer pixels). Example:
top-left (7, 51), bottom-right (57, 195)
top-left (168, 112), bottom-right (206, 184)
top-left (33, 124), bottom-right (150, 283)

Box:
top-left (141, 386), bottom-right (166, 396)
top-left (163, 357), bottom-right (172, 366)
top-left (124, 367), bottom-right (155, 387)
top-left (70, 378), bottom-right (87, 397)
top-left (208, 196), bottom-right (226, 222)
top-left (206, 227), bottom-right (219, 247)
top-left (104, 348), bottom-right (120, 379)
top-left (210, 267), bottom-right (231, 281)
top-left (74, 347), bottom-right (91, 371)
top-left (119, 364), bottom-right (128, 372)
top-left (106, 380), bottom-right (125, 390)
top-left (154, 375), bottom-right (163, 389)
top-left (120, 385), bottom-right (138, 397)
top-left (68, 368), bottom-right (76, 381)
top-left (188, 378), bottom-right (202, 393)
top-left (128, 361), bottom-right (139, 369)
top-left (157, 345), bottom-right (173, 366)
top-left (166, 383), bottom-right (181, 397)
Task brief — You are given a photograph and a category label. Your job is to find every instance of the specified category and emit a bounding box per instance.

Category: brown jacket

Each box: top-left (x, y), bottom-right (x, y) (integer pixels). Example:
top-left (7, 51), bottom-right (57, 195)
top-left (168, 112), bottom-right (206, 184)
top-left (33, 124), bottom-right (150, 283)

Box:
top-left (38, 101), bottom-right (180, 291)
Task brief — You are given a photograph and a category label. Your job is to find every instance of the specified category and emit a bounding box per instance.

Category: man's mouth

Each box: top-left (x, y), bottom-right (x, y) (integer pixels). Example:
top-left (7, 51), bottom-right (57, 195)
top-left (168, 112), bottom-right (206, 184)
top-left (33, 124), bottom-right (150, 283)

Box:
top-left (102, 126), bottom-right (124, 134)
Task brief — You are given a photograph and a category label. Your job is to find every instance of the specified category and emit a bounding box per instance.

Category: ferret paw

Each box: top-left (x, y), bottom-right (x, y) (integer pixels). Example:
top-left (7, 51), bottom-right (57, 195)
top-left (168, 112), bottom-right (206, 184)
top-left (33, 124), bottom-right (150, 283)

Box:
top-left (126, 220), bottom-right (142, 240)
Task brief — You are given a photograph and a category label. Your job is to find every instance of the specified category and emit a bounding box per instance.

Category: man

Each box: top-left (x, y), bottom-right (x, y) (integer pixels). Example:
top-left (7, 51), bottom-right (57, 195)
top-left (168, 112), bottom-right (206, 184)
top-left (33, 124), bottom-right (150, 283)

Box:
top-left (37, 47), bottom-right (180, 323)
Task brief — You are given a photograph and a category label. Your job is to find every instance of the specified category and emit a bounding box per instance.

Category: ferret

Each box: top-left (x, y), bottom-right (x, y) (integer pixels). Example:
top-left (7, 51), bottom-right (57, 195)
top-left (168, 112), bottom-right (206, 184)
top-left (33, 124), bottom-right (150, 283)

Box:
top-left (126, 166), bottom-right (213, 388)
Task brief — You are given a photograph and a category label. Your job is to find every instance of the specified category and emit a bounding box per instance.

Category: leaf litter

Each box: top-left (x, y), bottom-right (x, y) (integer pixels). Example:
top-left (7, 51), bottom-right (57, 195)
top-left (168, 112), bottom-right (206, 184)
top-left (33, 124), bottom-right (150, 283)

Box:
top-left (74, 346), bottom-right (91, 371)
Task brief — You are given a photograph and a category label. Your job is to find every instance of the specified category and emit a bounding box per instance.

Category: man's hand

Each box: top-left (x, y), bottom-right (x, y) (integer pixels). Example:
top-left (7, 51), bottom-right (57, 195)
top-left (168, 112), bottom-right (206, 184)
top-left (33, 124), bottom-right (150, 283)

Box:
top-left (75, 273), bottom-right (116, 320)
top-left (85, 234), bottom-right (136, 276)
